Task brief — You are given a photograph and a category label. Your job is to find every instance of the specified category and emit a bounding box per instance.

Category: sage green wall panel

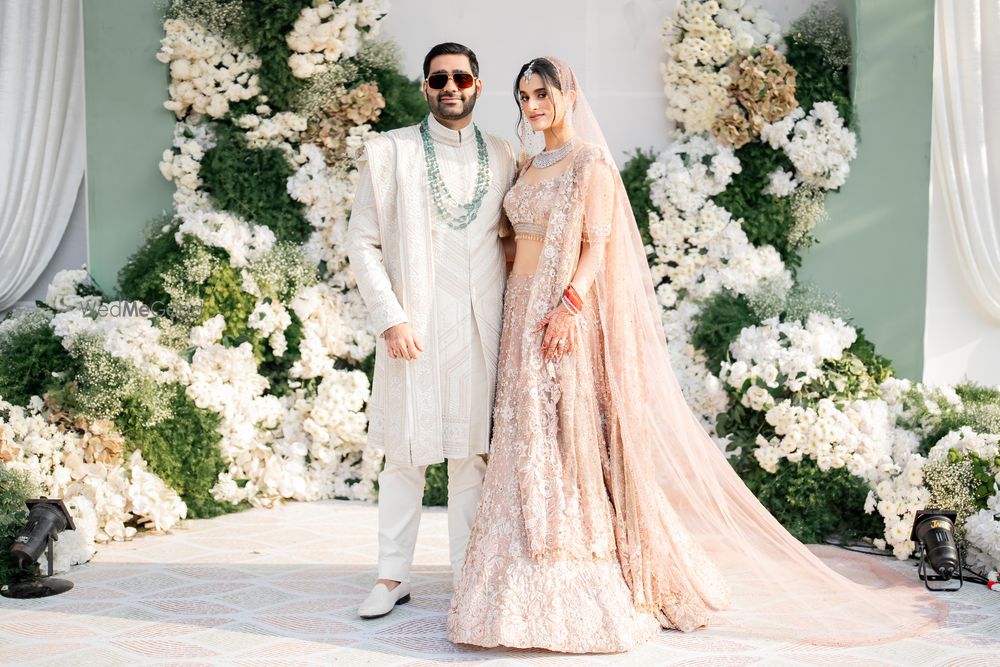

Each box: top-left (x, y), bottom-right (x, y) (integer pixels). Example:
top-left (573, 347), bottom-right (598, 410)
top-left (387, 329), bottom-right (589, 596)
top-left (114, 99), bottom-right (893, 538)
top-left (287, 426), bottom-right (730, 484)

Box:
top-left (800, 0), bottom-right (935, 379)
top-left (84, 0), bottom-right (174, 295)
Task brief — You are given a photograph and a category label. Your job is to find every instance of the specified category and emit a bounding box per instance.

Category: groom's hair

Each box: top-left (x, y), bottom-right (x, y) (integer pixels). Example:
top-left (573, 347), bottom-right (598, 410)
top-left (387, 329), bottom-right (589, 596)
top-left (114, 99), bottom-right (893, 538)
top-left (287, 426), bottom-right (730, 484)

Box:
top-left (423, 42), bottom-right (480, 78)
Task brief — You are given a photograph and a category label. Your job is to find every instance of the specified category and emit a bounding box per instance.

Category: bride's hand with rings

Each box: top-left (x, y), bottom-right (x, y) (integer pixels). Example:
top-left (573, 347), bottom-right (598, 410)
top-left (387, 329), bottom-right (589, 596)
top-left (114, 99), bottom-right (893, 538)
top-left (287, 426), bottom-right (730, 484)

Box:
top-left (535, 302), bottom-right (578, 362)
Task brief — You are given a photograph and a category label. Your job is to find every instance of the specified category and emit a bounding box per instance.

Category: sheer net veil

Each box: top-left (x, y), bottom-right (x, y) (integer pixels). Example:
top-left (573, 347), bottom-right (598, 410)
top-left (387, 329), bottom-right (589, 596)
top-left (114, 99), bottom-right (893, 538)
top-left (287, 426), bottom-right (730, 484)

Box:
top-left (520, 56), bottom-right (946, 644)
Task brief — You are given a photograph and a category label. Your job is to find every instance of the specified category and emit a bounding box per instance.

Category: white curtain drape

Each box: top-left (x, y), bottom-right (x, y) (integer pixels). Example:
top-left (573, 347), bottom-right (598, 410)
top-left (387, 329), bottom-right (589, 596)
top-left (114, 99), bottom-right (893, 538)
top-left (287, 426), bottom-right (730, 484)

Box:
top-left (0, 0), bottom-right (86, 311)
top-left (931, 0), bottom-right (1000, 321)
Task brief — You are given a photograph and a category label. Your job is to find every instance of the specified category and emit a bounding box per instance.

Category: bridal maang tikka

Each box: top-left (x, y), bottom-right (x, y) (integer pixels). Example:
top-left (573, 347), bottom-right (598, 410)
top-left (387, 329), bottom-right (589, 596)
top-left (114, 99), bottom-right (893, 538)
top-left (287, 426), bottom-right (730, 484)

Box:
top-left (523, 60), bottom-right (535, 82)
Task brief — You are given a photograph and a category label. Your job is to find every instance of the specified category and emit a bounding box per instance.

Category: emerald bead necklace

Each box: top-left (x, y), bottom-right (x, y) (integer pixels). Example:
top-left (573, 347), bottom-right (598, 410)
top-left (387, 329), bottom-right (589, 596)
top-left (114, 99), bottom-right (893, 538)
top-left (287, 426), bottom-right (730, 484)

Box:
top-left (419, 117), bottom-right (492, 230)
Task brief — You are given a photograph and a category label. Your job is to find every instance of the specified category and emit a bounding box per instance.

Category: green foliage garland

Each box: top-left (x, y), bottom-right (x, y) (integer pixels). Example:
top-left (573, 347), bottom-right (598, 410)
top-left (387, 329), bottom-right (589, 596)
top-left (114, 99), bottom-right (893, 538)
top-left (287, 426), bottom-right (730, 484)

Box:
top-left (370, 68), bottom-right (429, 132)
top-left (117, 217), bottom-right (185, 305)
top-left (199, 123), bottom-right (312, 244)
top-left (0, 465), bottom-right (39, 586)
top-left (200, 260), bottom-right (259, 342)
top-left (233, 0), bottom-right (313, 112)
top-left (690, 291), bottom-right (759, 376)
top-left (620, 148), bottom-right (658, 247)
top-left (712, 142), bottom-right (802, 271)
top-left (423, 462), bottom-right (448, 507)
top-left (117, 384), bottom-right (237, 519)
top-left (728, 449), bottom-right (885, 543)
top-left (785, 27), bottom-right (853, 127)
top-left (0, 312), bottom-right (74, 408)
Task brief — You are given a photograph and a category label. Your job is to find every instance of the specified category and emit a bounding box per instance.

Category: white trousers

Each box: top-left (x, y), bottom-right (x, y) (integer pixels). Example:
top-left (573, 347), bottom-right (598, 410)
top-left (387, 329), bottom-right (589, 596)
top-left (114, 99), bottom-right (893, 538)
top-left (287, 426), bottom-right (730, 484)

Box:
top-left (377, 455), bottom-right (487, 586)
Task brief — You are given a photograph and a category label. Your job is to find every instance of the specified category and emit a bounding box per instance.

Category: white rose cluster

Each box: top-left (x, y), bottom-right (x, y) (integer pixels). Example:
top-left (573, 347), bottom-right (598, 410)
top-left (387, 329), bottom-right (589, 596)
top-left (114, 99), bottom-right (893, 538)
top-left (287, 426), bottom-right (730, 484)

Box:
top-left (661, 1), bottom-right (737, 134)
top-left (655, 203), bottom-right (790, 307)
top-left (290, 283), bottom-right (375, 375)
top-left (175, 209), bottom-right (277, 268)
top-left (1, 400), bottom-right (187, 572)
top-left (865, 447), bottom-right (931, 559)
top-left (714, 0), bottom-right (782, 52)
top-left (278, 370), bottom-right (378, 501)
top-left (761, 102), bottom-right (857, 190)
top-left (645, 134), bottom-right (789, 431)
top-left (648, 134), bottom-right (741, 214)
top-left (286, 0), bottom-right (390, 78)
top-left (44, 269), bottom-right (102, 314)
top-left (188, 313), bottom-right (226, 349)
top-left (192, 346), bottom-right (375, 507)
top-left (927, 427), bottom-right (1000, 464)
top-left (157, 19), bottom-right (261, 119)
top-left (763, 168), bottom-right (798, 197)
top-left (288, 144), bottom-right (358, 282)
top-left (722, 313), bottom-right (858, 394)
top-left (186, 339), bottom-right (283, 506)
top-left (344, 123), bottom-right (380, 159)
top-left (719, 315), bottom-right (876, 475)
top-left (661, 0), bottom-right (782, 134)
top-left (236, 111), bottom-right (310, 154)
top-left (51, 306), bottom-right (190, 385)
top-left (159, 121), bottom-right (216, 215)
top-left (247, 300), bottom-right (293, 357)
top-left (752, 398), bottom-right (899, 477)
top-left (965, 498), bottom-right (1000, 574)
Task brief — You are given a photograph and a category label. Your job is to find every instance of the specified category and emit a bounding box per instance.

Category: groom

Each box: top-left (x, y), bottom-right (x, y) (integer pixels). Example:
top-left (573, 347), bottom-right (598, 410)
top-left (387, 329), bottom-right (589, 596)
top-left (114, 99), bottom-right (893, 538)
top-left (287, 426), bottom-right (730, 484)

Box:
top-left (347, 42), bottom-right (516, 619)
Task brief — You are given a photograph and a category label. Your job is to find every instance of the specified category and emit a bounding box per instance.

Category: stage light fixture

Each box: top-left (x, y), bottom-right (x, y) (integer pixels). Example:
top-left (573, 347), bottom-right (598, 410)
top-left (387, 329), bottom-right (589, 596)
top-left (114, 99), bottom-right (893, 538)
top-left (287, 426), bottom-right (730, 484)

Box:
top-left (909, 509), bottom-right (963, 592)
top-left (1, 498), bottom-right (76, 599)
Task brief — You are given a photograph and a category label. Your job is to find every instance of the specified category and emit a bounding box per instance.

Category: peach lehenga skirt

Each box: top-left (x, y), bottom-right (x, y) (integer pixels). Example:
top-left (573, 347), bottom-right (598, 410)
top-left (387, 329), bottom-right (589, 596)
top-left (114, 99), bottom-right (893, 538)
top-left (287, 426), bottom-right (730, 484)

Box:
top-left (446, 273), bottom-right (661, 653)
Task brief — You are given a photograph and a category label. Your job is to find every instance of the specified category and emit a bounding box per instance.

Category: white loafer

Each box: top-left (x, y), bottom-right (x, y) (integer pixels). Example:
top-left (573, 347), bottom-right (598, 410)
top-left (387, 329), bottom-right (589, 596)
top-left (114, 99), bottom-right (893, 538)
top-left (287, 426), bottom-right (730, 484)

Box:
top-left (358, 582), bottom-right (411, 619)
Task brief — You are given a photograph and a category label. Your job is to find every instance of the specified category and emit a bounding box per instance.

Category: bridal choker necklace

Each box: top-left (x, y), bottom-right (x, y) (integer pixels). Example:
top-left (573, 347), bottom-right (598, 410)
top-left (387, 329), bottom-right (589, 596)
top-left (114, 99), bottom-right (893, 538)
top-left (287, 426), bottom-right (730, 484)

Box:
top-left (532, 138), bottom-right (575, 169)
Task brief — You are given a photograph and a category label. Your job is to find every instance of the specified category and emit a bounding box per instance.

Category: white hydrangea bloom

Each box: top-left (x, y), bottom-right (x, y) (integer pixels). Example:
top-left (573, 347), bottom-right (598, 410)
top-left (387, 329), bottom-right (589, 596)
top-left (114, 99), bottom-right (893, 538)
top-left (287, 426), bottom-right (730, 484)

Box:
top-left (286, 0), bottom-right (390, 78)
top-left (157, 19), bottom-right (260, 119)
top-left (764, 168), bottom-right (798, 197)
top-left (761, 103), bottom-right (857, 190)
top-left (44, 269), bottom-right (103, 313)
top-left (175, 209), bottom-right (276, 269)
top-left (51, 305), bottom-right (191, 385)
top-left (1, 400), bottom-right (187, 573)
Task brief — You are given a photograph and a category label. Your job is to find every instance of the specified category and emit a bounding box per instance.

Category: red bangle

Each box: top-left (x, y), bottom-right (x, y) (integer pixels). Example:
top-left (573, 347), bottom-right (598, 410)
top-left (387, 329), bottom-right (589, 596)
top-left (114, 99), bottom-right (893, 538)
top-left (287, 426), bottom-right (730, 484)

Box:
top-left (561, 295), bottom-right (580, 316)
top-left (564, 284), bottom-right (583, 310)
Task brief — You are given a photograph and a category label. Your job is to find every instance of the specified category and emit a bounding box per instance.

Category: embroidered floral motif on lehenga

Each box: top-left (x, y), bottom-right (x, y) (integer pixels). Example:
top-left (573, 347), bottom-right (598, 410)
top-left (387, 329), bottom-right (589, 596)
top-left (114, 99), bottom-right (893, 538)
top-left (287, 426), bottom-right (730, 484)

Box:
top-left (452, 146), bottom-right (712, 653)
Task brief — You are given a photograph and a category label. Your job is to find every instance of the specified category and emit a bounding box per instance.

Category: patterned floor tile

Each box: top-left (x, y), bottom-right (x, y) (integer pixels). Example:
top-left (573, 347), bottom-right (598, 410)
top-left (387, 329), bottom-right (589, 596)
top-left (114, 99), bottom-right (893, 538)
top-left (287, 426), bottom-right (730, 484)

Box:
top-left (1, 499), bottom-right (998, 666)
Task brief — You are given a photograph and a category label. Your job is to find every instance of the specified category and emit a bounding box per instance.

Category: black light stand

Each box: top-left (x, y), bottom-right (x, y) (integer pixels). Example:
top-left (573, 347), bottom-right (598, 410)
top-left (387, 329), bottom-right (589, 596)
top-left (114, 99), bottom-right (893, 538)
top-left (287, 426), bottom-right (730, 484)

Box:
top-left (910, 509), bottom-right (964, 592)
top-left (1, 498), bottom-right (76, 599)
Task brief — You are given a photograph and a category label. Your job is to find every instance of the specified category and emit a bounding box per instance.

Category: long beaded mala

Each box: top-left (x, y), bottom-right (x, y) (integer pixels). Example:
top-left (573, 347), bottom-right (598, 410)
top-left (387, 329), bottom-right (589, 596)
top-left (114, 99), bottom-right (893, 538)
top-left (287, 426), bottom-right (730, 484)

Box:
top-left (419, 117), bottom-right (492, 230)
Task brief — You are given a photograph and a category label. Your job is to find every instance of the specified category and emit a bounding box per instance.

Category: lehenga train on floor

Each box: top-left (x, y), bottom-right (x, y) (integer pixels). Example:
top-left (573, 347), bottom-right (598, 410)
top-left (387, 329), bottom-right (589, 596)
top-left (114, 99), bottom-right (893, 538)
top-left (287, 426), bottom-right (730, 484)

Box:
top-left (448, 56), bottom-right (946, 654)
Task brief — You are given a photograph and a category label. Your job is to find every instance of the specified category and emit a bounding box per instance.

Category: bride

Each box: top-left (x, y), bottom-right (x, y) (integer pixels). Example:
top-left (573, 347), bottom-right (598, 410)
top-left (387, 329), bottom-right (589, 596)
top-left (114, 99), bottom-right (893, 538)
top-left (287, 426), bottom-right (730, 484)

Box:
top-left (447, 56), bottom-right (945, 653)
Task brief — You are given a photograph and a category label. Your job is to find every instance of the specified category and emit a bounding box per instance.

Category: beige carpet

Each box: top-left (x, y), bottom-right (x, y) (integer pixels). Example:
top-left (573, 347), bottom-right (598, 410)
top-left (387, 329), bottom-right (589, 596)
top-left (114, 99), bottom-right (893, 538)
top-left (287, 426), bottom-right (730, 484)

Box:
top-left (1, 500), bottom-right (998, 666)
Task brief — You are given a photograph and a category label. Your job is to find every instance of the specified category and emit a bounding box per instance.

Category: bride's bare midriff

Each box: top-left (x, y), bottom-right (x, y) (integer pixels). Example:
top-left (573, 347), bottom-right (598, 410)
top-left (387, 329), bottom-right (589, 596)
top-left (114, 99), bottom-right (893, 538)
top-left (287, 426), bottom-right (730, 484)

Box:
top-left (508, 161), bottom-right (576, 277)
top-left (510, 239), bottom-right (544, 276)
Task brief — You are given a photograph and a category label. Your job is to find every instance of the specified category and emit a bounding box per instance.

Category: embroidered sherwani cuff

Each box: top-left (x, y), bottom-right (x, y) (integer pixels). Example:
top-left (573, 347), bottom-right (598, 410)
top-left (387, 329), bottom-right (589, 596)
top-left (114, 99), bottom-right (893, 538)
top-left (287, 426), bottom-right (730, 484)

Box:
top-left (376, 310), bottom-right (409, 338)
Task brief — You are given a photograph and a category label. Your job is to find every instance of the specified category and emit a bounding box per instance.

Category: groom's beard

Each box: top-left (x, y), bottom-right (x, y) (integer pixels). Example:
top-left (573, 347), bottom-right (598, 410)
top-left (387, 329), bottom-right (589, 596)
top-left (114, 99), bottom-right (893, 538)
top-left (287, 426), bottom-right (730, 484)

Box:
top-left (427, 89), bottom-right (478, 121)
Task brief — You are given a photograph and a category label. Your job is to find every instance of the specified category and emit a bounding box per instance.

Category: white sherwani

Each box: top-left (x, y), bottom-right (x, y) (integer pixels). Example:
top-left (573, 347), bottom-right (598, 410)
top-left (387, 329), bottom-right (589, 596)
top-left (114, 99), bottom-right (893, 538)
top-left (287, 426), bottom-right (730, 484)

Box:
top-left (347, 115), bottom-right (515, 466)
